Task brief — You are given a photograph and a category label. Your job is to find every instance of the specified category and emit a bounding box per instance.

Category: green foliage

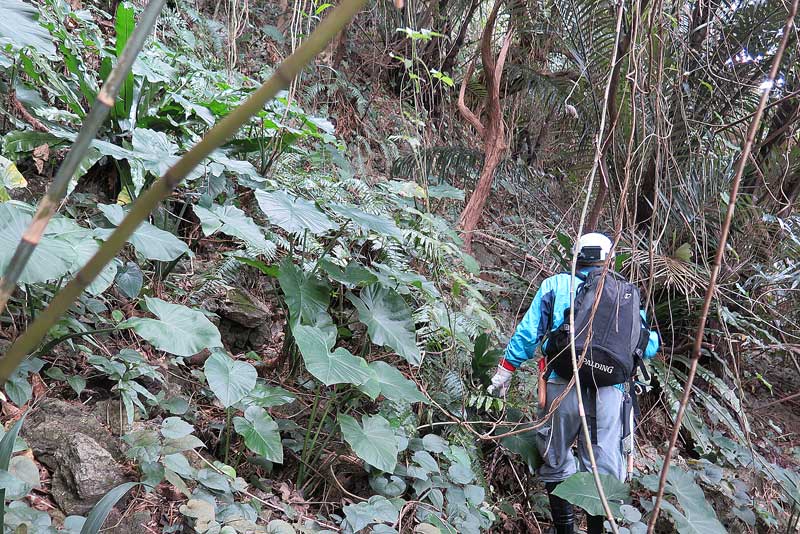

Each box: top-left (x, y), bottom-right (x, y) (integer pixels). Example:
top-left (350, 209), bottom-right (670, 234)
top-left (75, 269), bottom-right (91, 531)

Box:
top-left (319, 259), bottom-right (377, 287)
top-left (115, 261), bottom-right (143, 299)
top-left (88, 349), bottom-right (164, 425)
top-left (194, 203), bottom-right (275, 252)
top-left (348, 284), bottom-right (421, 365)
top-left (203, 352), bottom-right (257, 408)
top-left (641, 467), bottom-right (727, 534)
top-left (497, 417), bottom-right (542, 474)
top-left (256, 189), bottom-right (338, 236)
top-left (339, 414), bottom-right (400, 472)
top-left (360, 361), bottom-right (428, 404)
top-left (293, 324), bottom-right (372, 386)
top-left (97, 204), bottom-right (190, 261)
top-left (0, 0), bottom-right (56, 57)
top-left (110, 2), bottom-right (135, 121)
top-left (0, 202), bottom-right (87, 284)
top-left (552, 472), bottom-right (630, 517)
top-left (0, 414), bottom-right (26, 531)
top-left (328, 203), bottom-right (405, 242)
top-left (124, 297), bottom-right (222, 356)
top-left (471, 333), bottom-right (502, 387)
top-left (233, 406), bottom-right (283, 463)
top-left (342, 495), bottom-right (399, 532)
top-left (278, 260), bottom-right (331, 327)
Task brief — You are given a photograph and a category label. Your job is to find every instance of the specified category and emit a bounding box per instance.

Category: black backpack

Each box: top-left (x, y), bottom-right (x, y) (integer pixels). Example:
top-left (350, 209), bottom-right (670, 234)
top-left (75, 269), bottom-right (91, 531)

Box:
top-left (543, 270), bottom-right (649, 388)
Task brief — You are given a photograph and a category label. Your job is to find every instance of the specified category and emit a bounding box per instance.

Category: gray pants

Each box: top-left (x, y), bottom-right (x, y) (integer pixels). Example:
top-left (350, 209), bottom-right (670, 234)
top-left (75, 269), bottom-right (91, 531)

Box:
top-left (535, 378), bottom-right (626, 483)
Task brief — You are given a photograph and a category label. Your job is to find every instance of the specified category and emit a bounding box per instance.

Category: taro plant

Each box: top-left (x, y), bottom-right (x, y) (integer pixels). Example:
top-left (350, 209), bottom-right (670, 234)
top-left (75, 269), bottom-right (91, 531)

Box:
top-left (87, 349), bottom-right (165, 427)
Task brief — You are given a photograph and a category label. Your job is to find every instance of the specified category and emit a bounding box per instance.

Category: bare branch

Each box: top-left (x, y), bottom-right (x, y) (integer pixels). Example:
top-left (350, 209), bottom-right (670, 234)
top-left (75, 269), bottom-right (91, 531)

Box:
top-left (488, 29), bottom-right (513, 117)
top-left (457, 58), bottom-right (485, 135)
top-left (481, 0), bottom-right (504, 86)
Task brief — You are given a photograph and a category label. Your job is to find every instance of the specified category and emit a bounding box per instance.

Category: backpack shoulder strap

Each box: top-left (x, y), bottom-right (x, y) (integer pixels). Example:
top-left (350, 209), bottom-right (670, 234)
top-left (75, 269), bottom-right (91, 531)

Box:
top-left (560, 271), bottom-right (588, 281)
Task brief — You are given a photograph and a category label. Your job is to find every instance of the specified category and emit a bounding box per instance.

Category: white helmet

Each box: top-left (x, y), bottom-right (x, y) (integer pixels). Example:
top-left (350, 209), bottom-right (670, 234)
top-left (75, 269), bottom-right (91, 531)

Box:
top-left (574, 232), bottom-right (613, 263)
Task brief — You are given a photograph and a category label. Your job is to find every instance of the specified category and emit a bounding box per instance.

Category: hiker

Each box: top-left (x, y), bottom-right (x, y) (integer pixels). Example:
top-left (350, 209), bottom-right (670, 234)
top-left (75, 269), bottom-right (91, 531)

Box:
top-left (487, 232), bottom-right (659, 534)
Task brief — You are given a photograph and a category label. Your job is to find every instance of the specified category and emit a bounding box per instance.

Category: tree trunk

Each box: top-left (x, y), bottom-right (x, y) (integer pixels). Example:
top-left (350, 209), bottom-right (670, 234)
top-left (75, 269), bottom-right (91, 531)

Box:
top-left (277, 0), bottom-right (290, 32)
top-left (586, 157), bottom-right (611, 230)
top-left (459, 136), bottom-right (506, 250)
top-left (332, 25), bottom-right (349, 69)
top-left (456, 0), bottom-right (513, 252)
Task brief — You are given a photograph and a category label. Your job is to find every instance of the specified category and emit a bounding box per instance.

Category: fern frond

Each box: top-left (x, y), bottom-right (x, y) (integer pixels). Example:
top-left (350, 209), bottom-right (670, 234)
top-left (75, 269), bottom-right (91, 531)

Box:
top-left (391, 145), bottom-right (483, 181)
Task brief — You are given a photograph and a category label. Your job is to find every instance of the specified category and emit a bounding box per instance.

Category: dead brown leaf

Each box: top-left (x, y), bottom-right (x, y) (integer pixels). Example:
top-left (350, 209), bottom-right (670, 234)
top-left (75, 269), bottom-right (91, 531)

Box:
top-left (1, 401), bottom-right (23, 418)
top-left (31, 372), bottom-right (47, 400)
top-left (32, 144), bottom-right (50, 174)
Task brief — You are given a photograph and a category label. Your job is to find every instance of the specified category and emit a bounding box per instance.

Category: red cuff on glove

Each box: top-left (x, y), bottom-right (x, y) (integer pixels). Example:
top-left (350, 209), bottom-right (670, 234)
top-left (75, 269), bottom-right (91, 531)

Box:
top-left (500, 359), bottom-right (516, 371)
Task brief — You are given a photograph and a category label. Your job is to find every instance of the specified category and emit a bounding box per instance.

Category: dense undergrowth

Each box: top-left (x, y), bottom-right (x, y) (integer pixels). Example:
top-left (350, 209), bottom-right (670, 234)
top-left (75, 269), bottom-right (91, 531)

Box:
top-left (0, 0), bottom-right (798, 533)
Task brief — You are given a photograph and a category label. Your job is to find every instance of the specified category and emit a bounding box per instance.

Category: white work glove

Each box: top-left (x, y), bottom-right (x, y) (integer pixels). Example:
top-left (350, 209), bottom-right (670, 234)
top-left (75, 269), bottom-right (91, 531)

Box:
top-left (487, 367), bottom-right (513, 396)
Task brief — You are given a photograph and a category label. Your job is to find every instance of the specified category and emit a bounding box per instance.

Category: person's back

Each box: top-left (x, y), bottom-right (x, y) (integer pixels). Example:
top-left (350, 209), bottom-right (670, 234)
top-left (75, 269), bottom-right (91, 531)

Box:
top-left (487, 232), bottom-right (659, 534)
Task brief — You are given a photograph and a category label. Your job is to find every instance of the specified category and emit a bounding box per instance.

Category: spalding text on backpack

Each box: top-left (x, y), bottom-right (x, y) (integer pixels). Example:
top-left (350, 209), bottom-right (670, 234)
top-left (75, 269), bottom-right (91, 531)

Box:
top-left (543, 270), bottom-right (649, 388)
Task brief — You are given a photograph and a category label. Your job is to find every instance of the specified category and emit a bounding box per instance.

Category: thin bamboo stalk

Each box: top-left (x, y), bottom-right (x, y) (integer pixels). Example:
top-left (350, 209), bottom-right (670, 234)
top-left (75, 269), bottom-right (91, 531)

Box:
top-left (562, 0), bottom-right (628, 531)
top-left (645, 0), bottom-right (799, 531)
top-left (0, 0), bottom-right (167, 315)
top-left (0, 0), bottom-right (369, 384)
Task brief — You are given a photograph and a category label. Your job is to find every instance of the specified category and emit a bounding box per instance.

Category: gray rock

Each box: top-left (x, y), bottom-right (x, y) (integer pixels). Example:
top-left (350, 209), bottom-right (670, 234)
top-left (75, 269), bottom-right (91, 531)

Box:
top-left (23, 399), bottom-right (129, 515)
top-left (220, 288), bottom-right (269, 328)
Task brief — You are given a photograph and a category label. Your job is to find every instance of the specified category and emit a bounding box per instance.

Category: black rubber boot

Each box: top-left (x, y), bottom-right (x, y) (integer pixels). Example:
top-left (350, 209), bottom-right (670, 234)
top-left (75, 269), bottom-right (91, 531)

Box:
top-left (545, 482), bottom-right (575, 534)
top-left (586, 514), bottom-right (605, 534)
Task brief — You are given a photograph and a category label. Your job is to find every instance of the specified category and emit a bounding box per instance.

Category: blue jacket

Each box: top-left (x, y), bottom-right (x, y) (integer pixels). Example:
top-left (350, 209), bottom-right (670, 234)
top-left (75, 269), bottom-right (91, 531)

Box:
top-left (501, 268), bottom-right (659, 381)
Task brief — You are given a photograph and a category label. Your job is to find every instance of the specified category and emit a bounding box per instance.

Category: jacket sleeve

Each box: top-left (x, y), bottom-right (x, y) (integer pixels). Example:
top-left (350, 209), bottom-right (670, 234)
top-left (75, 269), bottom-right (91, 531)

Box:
top-left (500, 282), bottom-right (553, 370)
top-left (639, 309), bottom-right (660, 359)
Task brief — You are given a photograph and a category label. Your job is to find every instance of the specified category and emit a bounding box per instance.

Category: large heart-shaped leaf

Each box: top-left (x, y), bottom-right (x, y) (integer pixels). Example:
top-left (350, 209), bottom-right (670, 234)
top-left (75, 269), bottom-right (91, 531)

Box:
top-left (498, 413), bottom-right (542, 474)
top-left (127, 128), bottom-right (208, 193)
top-left (244, 384), bottom-right (296, 408)
top-left (98, 204), bottom-right (190, 261)
top-left (0, 0), bottom-right (56, 57)
top-left (193, 203), bottom-right (274, 253)
top-left (161, 417), bottom-right (195, 440)
top-left (278, 260), bottom-right (330, 326)
top-left (206, 150), bottom-right (262, 181)
top-left (319, 259), bottom-right (378, 287)
top-left (339, 414), bottom-right (399, 472)
top-left (292, 325), bottom-right (372, 386)
top-left (255, 189), bottom-right (337, 235)
top-left (360, 361), bottom-right (427, 404)
top-left (233, 406), bottom-right (282, 463)
top-left (348, 284), bottom-right (421, 365)
top-left (67, 236), bottom-right (119, 296)
top-left (329, 203), bottom-right (404, 241)
top-left (204, 352), bottom-right (257, 407)
top-left (641, 468), bottom-right (726, 534)
top-left (552, 472), bottom-right (629, 517)
top-left (124, 297), bottom-right (222, 356)
top-left (115, 261), bottom-right (144, 299)
top-left (0, 202), bottom-right (76, 284)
